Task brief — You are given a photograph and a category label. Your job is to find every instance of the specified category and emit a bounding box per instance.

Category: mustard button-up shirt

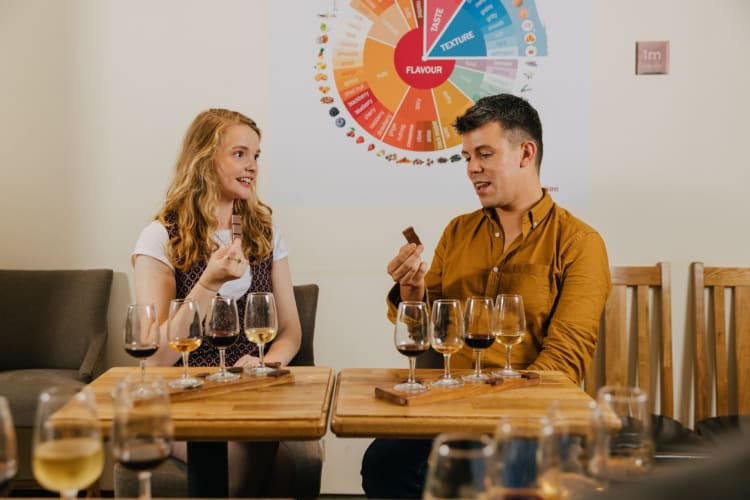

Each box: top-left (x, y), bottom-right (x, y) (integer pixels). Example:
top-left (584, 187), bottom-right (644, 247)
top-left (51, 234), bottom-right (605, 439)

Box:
top-left (387, 191), bottom-right (611, 384)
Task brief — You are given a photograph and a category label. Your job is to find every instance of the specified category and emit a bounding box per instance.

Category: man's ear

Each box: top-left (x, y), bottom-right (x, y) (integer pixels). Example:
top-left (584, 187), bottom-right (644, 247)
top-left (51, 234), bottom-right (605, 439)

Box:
top-left (519, 140), bottom-right (537, 169)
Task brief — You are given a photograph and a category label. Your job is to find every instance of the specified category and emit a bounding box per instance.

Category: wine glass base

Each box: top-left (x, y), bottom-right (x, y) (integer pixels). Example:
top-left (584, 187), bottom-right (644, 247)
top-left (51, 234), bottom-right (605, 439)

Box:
top-left (206, 371), bottom-right (240, 382)
top-left (393, 382), bottom-right (429, 393)
top-left (244, 365), bottom-right (276, 377)
top-left (462, 372), bottom-right (490, 383)
top-left (431, 377), bottom-right (464, 388)
top-left (168, 377), bottom-right (203, 389)
top-left (491, 369), bottom-right (523, 378)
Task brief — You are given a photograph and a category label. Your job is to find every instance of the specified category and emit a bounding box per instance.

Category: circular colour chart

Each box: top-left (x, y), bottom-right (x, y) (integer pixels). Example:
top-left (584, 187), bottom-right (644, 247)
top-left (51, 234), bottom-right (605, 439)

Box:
top-left (314, 0), bottom-right (548, 165)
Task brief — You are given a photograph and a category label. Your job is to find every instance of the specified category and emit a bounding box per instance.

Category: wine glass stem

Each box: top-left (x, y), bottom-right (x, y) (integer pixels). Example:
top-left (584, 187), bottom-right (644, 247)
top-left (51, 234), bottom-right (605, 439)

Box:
top-left (443, 354), bottom-right (452, 379)
top-left (505, 345), bottom-right (513, 371)
top-left (181, 352), bottom-right (190, 379)
top-left (140, 359), bottom-right (146, 381)
top-left (474, 350), bottom-right (482, 376)
top-left (60, 489), bottom-right (77, 500)
top-left (219, 349), bottom-right (227, 374)
top-left (138, 470), bottom-right (152, 500)
top-left (407, 357), bottom-right (416, 384)
top-left (258, 343), bottom-right (266, 368)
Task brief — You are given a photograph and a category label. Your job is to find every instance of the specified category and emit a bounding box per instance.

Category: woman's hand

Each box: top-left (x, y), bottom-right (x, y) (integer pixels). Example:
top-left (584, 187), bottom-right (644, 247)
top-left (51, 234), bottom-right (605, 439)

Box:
top-left (234, 354), bottom-right (261, 368)
top-left (198, 238), bottom-right (248, 292)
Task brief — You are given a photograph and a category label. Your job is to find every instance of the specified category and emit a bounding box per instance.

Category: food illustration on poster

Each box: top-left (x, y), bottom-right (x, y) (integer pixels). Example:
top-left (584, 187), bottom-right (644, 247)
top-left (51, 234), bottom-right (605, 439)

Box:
top-left (314, 0), bottom-right (548, 165)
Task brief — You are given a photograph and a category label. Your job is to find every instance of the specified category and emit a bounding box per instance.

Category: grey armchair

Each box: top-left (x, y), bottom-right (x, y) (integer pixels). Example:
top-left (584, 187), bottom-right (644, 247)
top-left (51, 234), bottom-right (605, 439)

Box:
top-left (0, 268), bottom-right (113, 489)
top-left (114, 283), bottom-right (322, 498)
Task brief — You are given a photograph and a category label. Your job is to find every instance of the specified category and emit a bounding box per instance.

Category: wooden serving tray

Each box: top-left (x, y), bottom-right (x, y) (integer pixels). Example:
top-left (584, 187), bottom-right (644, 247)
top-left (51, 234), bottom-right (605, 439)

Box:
top-left (374, 372), bottom-right (541, 406)
top-left (169, 369), bottom-right (293, 402)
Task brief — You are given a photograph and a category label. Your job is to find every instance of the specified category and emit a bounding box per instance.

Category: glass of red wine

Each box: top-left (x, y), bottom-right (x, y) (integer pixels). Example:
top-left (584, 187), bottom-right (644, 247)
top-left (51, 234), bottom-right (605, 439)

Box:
top-left (112, 375), bottom-right (173, 500)
top-left (393, 301), bottom-right (430, 393)
top-left (0, 396), bottom-right (17, 497)
top-left (205, 295), bottom-right (240, 382)
top-left (124, 304), bottom-right (160, 382)
top-left (462, 297), bottom-right (494, 383)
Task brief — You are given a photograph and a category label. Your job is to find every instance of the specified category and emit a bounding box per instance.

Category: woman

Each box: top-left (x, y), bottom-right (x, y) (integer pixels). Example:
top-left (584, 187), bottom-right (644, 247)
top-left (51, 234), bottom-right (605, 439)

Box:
top-left (132, 108), bottom-right (301, 496)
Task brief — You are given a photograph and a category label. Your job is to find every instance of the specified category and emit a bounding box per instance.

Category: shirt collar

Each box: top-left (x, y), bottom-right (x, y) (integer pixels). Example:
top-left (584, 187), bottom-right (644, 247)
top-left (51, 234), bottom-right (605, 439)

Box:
top-left (481, 188), bottom-right (554, 236)
top-left (524, 188), bottom-right (554, 234)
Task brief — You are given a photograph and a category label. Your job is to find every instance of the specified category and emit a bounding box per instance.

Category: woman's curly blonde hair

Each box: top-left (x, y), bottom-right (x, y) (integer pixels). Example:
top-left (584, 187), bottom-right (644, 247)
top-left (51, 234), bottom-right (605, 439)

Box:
top-left (156, 109), bottom-right (273, 270)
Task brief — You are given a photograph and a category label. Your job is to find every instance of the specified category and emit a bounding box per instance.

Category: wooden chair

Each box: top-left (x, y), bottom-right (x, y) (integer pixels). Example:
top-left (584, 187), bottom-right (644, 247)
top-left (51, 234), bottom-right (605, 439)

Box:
top-left (114, 283), bottom-right (322, 498)
top-left (584, 263), bottom-right (674, 417)
top-left (691, 263), bottom-right (750, 440)
top-left (584, 263), bottom-right (707, 458)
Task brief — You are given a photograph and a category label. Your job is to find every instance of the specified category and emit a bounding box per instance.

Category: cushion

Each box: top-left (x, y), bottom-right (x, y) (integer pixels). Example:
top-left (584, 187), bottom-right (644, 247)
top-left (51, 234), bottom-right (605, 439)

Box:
top-left (0, 369), bottom-right (84, 426)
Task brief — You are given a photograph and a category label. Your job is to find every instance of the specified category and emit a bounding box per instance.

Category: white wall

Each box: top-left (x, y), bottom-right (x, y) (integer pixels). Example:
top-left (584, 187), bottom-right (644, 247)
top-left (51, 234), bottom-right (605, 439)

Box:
top-left (1, 0), bottom-right (749, 494)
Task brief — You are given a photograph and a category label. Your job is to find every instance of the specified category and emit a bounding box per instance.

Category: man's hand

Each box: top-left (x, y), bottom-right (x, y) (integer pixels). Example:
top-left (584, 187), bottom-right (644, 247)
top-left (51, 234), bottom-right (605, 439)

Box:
top-left (387, 243), bottom-right (428, 302)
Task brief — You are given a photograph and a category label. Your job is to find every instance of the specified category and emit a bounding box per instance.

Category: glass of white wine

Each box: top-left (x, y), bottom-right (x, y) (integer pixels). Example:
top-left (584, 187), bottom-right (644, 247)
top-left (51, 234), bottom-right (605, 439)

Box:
top-left (493, 294), bottom-right (526, 378)
top-left (244, 292), bottom-right (278, 376)
top-left (429, 299), bottom-right (464, 388)
top-left (123, 303), bottom-right (160, 382)
top-left (0, 396), bottom-right (17, 497)
top-left (32, 386), bottom-right (103, 500)
top-left (166, 298), bottom-right (203, 389)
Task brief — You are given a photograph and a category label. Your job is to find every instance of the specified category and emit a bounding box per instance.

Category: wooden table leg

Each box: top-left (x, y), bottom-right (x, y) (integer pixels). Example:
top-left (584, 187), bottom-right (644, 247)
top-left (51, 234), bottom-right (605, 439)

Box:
top-left (187, 441), bottom-right (228, 497)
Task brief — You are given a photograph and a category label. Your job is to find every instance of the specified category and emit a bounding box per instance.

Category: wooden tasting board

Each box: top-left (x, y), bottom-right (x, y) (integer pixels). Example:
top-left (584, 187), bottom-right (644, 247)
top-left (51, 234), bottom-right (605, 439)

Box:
top-left (374, 373), bottom-right (541, 406)
top-left (169, 370), bottom-right (294, 402)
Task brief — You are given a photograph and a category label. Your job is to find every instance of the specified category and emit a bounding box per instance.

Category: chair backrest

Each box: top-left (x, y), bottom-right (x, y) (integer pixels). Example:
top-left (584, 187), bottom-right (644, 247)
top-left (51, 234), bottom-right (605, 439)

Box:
top-left (691, 262), bottom-right (750, 422)
top-left (584, 263), bottom-right (673, 418)
top-left (289, 283), bottom-right (319, 367)
top-left (0, 269), bottom-right (113, 380)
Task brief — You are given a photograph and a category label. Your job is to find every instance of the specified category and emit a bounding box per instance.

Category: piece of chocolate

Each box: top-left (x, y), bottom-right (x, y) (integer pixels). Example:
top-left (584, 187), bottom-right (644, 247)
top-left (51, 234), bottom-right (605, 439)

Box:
top-left (402, 226), bottom-right (422, 246)
top-left (231, 214), bottom-right (242, 240)
top-left (267, 368), bottom-right (291, 378)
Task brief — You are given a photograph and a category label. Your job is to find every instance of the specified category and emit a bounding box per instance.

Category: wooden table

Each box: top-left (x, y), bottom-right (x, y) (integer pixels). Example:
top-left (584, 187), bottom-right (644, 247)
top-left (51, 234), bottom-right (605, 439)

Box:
top-left (88, 366), bottom-right (334, 496)
top-left (330, 368), bottom-right (601, 438)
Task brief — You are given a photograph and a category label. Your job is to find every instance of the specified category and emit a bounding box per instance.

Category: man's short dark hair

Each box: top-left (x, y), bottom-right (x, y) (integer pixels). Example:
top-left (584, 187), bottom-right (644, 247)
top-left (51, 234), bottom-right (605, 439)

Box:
top-left (453, 93), bottom-right (543, 167)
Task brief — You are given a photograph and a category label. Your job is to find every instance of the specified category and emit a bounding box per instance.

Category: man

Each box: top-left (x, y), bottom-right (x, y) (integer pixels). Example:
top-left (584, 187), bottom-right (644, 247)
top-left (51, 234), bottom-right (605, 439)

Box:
top-left (361, 94), bottom-right (611, 498)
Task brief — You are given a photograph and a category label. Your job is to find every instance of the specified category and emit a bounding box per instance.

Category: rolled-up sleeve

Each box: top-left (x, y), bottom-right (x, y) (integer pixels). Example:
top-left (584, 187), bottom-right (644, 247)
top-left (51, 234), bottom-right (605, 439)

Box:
top-left (527, 230), bottom-right (611, 384)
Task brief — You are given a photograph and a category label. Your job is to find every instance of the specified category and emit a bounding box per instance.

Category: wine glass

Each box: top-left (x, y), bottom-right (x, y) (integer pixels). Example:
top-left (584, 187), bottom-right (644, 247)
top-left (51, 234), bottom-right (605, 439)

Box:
top-left (596, 386), bottom-right (654, 483)
top-left (493, 294), bottom-right (526, 378)
top-left (430, 299), bottom-right (464, 388)
top-left (0, 396), bottom-right (17, 497)
top-left (548, 399), bottom-right (608, 499)
top-left (462, 297), bottom-right (494, 383)
top-left (393, 301), bottom-right (430, 393)
top-left (112, 375), bottom-right (173, 500)
top-left (244, 292), bottom-right (279, 376)
top-left (32, 386), bottom-right (103, 500)
top-left (165, 298), bottom-right (203, 389)
top-left (488, 415), bottom-right (556, 500)
top-left (124, 303), bottom-right (160, 382)
top-left (423, 433), bottom-right (493, 500)
top-left (205, 295), bottom-right (241, 382)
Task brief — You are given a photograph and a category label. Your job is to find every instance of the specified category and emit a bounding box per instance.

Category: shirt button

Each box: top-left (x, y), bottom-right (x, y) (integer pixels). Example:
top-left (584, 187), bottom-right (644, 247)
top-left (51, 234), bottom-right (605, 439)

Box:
top-left (494, 232), bottom-right (500, 237)
top-left (492, 266), bottom-right (499, 273)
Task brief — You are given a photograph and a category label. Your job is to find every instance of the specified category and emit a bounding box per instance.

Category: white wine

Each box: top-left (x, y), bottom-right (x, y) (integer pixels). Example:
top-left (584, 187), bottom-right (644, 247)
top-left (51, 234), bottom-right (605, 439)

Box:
top-left (431, 343), bottom-right (463, 355)
top-left (33, 437), bottom-right (103, 492)
top-left (496, 332), bottom-right (523, 347)
top-left (244, 327), bottom-right (277, 345)
top-left (168, 337), bottom-right (202, 353)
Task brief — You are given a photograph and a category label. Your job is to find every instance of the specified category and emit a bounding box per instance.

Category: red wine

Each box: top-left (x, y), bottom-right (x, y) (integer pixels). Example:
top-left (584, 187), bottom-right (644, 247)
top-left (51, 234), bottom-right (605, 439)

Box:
top-left (397, 344), bottom-right (429, 357)
top-left (118, 442), bottom-right (170, 471)
top-left (206, 330), bottom-right (239, 348)
top-left (124, 344), bottom-right (158, 358)
top-left (465, 333), bottom-right (494, 349)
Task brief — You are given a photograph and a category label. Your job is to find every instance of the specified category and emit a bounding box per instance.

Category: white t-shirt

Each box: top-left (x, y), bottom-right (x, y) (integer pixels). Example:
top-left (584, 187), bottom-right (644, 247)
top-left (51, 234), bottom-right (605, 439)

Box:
top-left (132, 220), bottom-right (288, 300)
